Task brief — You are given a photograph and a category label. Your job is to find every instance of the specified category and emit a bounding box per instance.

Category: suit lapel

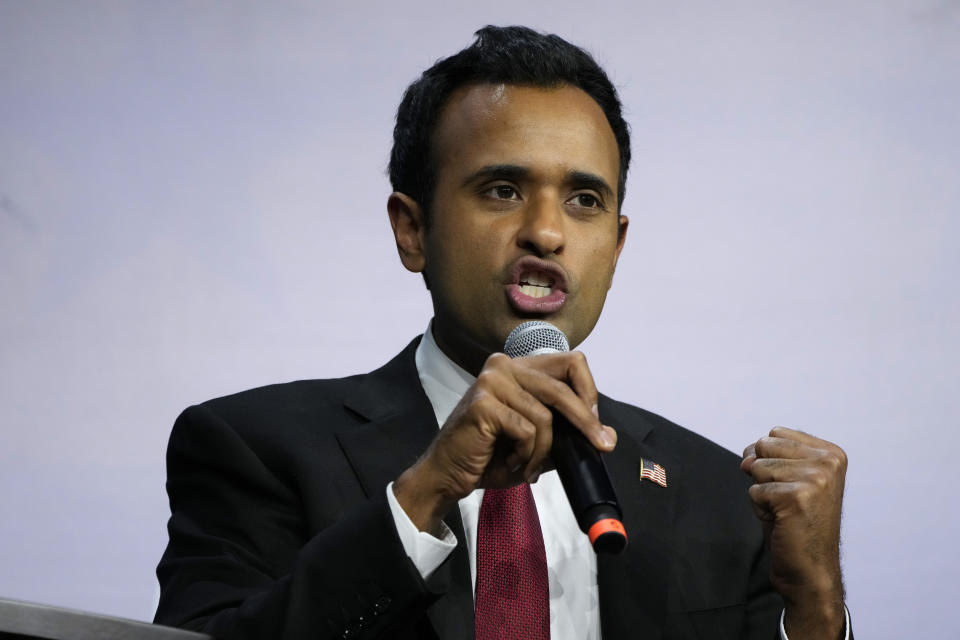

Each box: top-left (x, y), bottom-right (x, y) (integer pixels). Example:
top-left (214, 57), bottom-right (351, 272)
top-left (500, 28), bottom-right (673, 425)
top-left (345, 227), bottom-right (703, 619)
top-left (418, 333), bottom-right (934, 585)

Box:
top-left (597, 396), bottom-right (680, 640)
top-left (333, 341), bottom-right (684, 639)
top-left (335, 337), bottom-right (475, 638)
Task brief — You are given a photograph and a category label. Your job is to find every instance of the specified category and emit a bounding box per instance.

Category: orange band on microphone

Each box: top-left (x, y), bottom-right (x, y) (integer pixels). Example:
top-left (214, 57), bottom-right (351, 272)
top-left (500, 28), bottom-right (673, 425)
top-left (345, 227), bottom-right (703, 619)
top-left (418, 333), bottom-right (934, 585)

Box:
top-left (587, 518), bottom-right (627, 545)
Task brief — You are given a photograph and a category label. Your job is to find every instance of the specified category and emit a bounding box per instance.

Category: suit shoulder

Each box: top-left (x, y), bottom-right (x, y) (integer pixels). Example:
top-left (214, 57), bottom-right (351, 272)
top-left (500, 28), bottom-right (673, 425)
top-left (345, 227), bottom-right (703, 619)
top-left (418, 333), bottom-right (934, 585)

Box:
top-left (186, 337), bottom-right (422, 426)
top-left (171, 339), bottom-right (422, 459)
top-left (201, 374), bottom-right (363, 414)
top-left (601, 395), bottom-right (742, 469)
top-left (172, 374), bottom-right (366, 447)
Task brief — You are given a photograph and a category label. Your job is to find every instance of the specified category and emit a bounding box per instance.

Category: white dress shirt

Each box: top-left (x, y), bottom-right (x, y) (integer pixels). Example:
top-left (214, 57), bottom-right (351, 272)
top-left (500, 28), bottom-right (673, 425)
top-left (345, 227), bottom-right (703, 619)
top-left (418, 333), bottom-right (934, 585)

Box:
top-left (385, 322), bottom-right (848, 640)
top-left (387, 322), bottom-right (601, 639)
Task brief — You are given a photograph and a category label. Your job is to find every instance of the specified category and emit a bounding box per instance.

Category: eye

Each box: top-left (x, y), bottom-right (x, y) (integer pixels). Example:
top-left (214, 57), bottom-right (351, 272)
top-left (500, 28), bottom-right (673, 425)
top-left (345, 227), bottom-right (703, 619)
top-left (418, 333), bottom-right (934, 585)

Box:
top-left (484, 185), bottom-right (521, 200)
top-left (570, 193), bottom-right (602, 209)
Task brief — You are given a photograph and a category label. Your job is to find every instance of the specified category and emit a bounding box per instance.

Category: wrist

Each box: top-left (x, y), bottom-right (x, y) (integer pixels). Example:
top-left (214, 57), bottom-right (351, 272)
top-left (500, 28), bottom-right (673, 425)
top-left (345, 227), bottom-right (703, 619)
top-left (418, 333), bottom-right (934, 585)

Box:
top-left (393, 461), bottom-right (459, 536)
top-left (782, 595), bottom-right (846, 640)
top-left (775, 564), bottom-right (844, 612)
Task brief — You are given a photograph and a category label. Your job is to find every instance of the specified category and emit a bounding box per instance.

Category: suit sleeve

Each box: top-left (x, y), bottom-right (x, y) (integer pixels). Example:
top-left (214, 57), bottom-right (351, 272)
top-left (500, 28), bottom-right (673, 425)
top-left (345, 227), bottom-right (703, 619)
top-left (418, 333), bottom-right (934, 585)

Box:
top-left (154, 403), bottom-right (440, 639)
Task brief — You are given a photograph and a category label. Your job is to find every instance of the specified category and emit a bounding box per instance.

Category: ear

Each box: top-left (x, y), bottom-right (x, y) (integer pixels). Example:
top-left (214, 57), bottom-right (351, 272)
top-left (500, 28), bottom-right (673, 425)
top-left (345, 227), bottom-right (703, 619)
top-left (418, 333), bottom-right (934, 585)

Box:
top-left (387, 192), bottom-right (427, 274)
top-left (608, 214), bottom-right (629, 289)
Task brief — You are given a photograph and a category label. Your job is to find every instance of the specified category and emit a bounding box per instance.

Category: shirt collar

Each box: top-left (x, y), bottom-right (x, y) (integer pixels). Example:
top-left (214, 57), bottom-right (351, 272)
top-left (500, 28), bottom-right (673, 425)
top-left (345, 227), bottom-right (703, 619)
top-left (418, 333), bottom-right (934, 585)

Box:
top-left (415, 319), bottom-right (476, 427)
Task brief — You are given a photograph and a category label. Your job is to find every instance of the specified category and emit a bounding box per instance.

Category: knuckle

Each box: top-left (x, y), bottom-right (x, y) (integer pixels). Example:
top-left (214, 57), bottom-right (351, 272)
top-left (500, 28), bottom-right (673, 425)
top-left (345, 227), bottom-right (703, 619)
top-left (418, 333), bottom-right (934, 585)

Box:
top-left (531, 403), bottom-right (553, 428)
top-left (475, 368), bottom-right (497, 387)
top-left (817, 448), bottom-right (845, 474)
top-left (511, 412), bottom-right (535, 438)
top-left (484, 352), bottom-right (509, 368)
top-left (810, 471), bottom-right (829, 491)
top-left (471, 390), bottom-right (494, 412)
top-left (823, 453), bottom-right (841, 473)
top-left (792, 487), bottom-right (813, 509)
top-left (834, 446), bottom-right (848, 469)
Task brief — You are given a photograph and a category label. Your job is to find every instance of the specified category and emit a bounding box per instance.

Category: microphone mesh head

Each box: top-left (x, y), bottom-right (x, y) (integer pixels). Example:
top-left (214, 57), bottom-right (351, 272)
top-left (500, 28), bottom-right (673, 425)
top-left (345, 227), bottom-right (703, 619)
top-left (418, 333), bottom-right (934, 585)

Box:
top-left (503, 321), bottom-right (570, 358)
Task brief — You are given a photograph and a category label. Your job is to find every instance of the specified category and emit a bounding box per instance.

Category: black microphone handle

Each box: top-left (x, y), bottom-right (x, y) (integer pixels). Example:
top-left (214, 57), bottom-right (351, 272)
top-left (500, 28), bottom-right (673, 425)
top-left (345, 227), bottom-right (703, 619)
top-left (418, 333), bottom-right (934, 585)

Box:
top-left (550, 409), bottom-right (627, 554)
top-left (501, 320), bottom-right (626, 554)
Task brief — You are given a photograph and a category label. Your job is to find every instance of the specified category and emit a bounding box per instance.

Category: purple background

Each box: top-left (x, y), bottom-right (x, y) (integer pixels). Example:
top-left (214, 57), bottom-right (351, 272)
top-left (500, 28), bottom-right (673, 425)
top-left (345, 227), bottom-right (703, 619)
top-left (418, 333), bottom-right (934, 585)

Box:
top-left (2, 2), bottom-right (957, 635)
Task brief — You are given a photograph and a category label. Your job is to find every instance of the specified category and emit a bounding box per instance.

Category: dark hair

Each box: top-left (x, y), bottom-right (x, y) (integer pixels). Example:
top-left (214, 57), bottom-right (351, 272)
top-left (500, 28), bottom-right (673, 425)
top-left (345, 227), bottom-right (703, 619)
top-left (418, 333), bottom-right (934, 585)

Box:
top-left (388, 25), bottom-right (631, 221)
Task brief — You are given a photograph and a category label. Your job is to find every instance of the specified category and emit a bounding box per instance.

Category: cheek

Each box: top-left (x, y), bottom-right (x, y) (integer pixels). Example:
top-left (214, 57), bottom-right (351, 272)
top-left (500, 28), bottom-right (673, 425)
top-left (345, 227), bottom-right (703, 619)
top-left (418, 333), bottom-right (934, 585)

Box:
top-left (429, 227), bottom-right (498, 293)
top-left (450, 217), bottom-right (506, 267)
top-left (576, 243), bottom-right (619, 297)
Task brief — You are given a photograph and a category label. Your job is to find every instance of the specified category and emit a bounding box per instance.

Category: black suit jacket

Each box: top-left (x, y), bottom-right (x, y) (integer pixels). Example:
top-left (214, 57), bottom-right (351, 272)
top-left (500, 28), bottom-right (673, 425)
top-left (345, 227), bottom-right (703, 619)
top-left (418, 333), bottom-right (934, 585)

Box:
top-left (155, 337), bottom-right (783, 639)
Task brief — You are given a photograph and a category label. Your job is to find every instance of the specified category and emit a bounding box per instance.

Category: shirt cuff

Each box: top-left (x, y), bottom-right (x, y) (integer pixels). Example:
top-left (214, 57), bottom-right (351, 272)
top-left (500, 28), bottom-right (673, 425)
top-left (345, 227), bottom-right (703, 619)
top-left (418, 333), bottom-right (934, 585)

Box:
top-left (779, 606), bottom-right (851, 640)
top-left (386, 481), bottom-right (457, 579)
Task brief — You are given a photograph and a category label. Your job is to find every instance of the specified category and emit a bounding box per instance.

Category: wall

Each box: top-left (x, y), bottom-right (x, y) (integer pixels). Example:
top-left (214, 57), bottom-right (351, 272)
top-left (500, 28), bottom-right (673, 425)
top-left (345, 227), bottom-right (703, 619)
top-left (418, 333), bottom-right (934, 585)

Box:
top-left (2, 2), bottom-right (957, 635)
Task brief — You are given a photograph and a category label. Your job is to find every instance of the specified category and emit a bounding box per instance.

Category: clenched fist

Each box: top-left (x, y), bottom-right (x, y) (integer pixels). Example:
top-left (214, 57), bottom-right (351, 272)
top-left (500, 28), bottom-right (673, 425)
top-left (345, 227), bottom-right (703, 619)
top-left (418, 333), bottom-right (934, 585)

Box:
top-left (742, 426), bottom-right (848, 640)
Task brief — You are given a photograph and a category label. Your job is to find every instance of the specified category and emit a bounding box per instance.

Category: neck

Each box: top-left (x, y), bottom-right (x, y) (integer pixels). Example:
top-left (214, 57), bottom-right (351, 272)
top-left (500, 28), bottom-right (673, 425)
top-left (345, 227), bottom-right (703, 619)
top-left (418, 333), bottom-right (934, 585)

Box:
top-left (429, 318), bottom-right (493, 378)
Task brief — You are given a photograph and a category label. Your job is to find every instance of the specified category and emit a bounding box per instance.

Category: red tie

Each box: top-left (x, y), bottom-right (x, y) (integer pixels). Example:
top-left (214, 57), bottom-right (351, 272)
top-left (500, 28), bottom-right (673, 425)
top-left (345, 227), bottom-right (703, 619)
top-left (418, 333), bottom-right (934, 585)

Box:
top-left (474, 484), bottom-right (550, 639)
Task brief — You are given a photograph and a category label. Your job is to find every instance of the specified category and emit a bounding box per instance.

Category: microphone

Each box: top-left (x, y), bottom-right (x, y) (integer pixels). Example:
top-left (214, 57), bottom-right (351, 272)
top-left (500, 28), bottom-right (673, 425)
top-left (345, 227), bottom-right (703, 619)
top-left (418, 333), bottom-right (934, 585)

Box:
top-left (503, 321), bottom-right (627, 554)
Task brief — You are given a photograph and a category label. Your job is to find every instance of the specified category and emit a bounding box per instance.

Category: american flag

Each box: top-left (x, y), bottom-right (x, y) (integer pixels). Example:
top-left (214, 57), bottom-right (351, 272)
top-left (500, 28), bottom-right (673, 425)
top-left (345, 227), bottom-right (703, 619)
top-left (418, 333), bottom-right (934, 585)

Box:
top-left (639, 458), bottom-right (667, 487)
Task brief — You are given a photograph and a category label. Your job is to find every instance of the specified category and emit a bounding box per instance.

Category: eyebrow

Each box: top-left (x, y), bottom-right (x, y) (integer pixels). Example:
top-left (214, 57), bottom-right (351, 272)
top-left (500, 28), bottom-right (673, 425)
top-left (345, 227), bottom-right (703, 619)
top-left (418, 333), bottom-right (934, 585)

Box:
top-left (462, 164), bottom-right (615, 200)
top-left (567, 170), bottom-right (614, 200)
top-left (461, 164), bottom-right (530, 187)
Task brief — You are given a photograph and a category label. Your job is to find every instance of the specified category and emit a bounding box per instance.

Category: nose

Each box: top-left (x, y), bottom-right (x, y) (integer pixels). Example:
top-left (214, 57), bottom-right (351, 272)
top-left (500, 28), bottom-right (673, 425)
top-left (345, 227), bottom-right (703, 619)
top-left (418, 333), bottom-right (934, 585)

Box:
top-left (517, 195), bottom-right (565, 256)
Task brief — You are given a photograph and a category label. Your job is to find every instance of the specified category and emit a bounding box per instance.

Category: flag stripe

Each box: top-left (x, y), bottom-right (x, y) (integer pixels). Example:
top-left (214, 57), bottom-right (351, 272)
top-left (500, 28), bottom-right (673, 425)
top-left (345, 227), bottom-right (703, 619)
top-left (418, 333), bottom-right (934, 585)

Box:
top-left (639, 459), bottom-right (668, 487)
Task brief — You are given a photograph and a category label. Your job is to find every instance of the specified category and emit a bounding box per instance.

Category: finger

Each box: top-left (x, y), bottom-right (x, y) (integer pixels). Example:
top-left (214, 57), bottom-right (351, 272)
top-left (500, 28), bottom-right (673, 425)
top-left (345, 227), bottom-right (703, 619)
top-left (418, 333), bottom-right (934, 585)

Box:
top-left (482, 352), bottom-right (609, 452)
top-left (478, 396), bottom-right (538, 472)
top-left (768, 425), bottom-right (830, 447)
top-left (523, 351), bottom-right (600, 413)
top-left (511, 365), bottom-right (611, 451)
top-left (479, 372), bottom-right (555, 478)
top-left (753, 436), bottom-right (819, 461)
top-left (481, 464), bottom-right (528, 489)
top-left (502, 386), bottom-right (555, 479)
top-left (740, 447), bottom-right (757, 475)
top-left (563, 351), bottom-right (600, 416)
top-left (747, 480), bottom-right (804, 513)
top-left (524, 422), bottom-right (552, 481)
top-left (746, 457), bottom-right (825, 484)
top-left (747, 493), bottom-right (775, 524)
top-left (602, 425), bottom-right (618, 447)
top-left (770, 426), bottom-right (848, 470)
top-left (496, 383), bottom-right (554, 433)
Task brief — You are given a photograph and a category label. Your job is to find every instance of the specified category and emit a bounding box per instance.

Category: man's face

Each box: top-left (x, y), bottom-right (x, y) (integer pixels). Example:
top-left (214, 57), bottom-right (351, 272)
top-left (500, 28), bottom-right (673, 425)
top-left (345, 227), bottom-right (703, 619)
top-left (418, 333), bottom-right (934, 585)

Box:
top-left (405, 83), bottom-right (628, 372)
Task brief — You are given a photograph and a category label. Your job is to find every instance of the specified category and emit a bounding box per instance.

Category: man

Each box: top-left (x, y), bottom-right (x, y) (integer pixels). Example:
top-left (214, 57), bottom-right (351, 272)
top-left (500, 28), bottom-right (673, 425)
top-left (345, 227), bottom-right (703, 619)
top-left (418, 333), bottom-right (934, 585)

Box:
top-left (155, 26), bottom-right (850, 639)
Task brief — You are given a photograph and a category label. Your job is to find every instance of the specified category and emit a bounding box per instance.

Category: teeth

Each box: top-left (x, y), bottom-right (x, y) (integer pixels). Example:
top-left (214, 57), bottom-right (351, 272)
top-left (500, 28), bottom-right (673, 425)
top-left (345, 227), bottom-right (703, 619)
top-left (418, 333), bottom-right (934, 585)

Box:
top-left (521, 273), bottom-right (553, 287)
top-left (519, 284), bottom-right (552, 298)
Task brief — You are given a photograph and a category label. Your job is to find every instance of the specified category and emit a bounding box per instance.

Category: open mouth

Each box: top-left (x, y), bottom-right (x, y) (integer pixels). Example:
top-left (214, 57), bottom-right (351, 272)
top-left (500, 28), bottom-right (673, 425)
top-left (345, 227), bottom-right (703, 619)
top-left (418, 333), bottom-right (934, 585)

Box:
top-left (517, 272), bottom-right (555, 299)
top-left (505, 256), bottom-right (569, 314)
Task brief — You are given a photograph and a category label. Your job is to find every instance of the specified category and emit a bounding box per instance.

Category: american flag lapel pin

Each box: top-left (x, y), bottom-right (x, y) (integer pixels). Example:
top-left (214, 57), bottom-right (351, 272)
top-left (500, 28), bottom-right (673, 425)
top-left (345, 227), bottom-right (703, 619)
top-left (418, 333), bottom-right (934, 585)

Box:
top-left (639, 458), bottom-right (668, 487)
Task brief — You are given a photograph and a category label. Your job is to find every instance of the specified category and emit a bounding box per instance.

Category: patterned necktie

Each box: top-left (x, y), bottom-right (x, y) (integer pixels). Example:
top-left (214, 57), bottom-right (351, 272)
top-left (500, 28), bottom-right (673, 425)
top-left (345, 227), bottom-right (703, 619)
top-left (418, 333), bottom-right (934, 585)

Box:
top-left (474, 484), bottom-right (550, 639)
